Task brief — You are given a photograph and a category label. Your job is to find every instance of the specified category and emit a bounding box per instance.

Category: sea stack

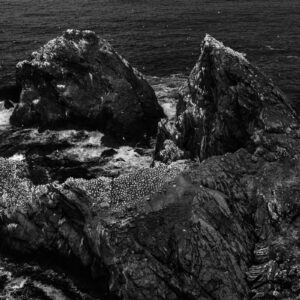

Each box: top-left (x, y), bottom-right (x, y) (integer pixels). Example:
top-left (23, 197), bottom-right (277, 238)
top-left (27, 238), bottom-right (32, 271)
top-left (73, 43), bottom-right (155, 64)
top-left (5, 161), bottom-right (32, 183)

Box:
top-left (10, 29), bottom-right (165, 141)
top-left (155, 34), bottom-right (298, 162)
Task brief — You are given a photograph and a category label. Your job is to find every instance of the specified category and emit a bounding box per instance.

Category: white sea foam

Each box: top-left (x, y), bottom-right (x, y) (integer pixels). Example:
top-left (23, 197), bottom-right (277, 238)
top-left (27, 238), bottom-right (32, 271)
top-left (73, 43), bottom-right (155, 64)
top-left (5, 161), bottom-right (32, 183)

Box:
top-left (0, 102), bottom-right (13, 127)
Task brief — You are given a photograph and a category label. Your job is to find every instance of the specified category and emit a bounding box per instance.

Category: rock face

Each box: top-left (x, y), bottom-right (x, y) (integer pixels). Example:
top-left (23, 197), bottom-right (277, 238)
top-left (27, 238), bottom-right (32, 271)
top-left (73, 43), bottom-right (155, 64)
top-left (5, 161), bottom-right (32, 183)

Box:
top-left (1, 34), bottom-right (300, 300)
top-left (10, 29), bottom-right (164, 141)
top-left (0, 158), bottom-right (255, 299)
top-left (0, 75), bottom-right (176, 184)
top-left (155, 35), bottom-right (298, 162)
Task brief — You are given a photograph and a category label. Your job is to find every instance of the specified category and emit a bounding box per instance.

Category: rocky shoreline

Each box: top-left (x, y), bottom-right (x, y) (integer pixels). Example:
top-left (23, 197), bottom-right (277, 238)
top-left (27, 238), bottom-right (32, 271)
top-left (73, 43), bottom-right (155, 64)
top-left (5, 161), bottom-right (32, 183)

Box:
top-left (0, 30), bottom-right (300, 300)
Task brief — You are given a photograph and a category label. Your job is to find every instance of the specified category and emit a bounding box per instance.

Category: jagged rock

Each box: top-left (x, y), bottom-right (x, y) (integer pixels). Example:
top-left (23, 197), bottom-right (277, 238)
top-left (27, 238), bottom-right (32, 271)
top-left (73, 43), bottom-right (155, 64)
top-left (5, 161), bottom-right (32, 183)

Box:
top-left (0, 73), bottom-right (178, 183)
top-left (3, 127), bottom-right (300, 300)
top-left (155, 139), bottom-right (185, 163)
top-left (0, 157), bottom-right (255, 299)
top-left (1, 35), bottom-right (300, 300)
top-left (10, 29), bottom-right (164, 141)
top-left (0, 71), bottom-right (180, 184)
top-left (152, 35), bottom-right (300, 299)
top-left (155, 35), bottom-right (298, 161)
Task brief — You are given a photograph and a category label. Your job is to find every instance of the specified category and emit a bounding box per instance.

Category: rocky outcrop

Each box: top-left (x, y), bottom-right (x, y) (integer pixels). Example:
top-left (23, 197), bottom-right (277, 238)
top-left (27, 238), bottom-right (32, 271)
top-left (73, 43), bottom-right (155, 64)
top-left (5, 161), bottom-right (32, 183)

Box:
top-left (0, 76), bottom-right (181, 185)
top-left (1, 34), bottom-right (300, 300)
top-left (10, 29), bottom-right (164, 141)
top-left (155, 35), bottom-right (298, 162)
top-left (0, 157), bottom-right (256, 299)
top-left (0, 75), bottom-right (176, 184)
top-left (0, 128), bottom-right (154, 183)
top-left (3, 121), bottom-right (300, 299)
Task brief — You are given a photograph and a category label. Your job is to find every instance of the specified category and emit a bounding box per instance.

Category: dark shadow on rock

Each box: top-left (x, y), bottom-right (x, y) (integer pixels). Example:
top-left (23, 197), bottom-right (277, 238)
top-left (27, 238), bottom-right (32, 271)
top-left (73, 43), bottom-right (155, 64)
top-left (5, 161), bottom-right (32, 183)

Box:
top-left (0, 84), bottom-right (21, 103)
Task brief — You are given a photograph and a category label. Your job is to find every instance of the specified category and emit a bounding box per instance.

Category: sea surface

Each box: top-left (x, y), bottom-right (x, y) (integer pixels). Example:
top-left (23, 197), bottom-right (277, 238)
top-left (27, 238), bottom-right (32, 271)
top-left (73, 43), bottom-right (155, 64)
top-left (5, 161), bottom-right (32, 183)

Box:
top-left (0, 0), bottom-right (300, 109)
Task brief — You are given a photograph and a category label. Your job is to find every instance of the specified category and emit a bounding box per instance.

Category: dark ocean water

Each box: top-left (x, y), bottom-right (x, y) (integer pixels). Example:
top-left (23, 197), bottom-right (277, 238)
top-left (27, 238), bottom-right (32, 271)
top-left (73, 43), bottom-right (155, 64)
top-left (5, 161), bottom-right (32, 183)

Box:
top-left (0, 0), bottom-right (300, 108)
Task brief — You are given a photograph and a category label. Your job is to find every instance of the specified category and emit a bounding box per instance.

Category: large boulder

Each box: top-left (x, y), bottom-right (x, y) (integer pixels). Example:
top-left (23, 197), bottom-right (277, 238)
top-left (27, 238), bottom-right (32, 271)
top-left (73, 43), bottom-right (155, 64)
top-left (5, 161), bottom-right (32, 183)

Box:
top-left (155, 35), bottom-right (298, 162)
top-left (10, 29), bottom-right (164, 141)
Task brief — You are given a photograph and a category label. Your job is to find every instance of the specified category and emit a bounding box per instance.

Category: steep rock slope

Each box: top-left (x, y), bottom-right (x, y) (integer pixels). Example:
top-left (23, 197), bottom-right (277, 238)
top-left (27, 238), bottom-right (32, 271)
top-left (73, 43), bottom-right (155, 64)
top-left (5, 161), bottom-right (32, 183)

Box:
top-left (0, 35), bottom-right (300, 300)
top-left (10, 29), bottom-right (164, 141)
top-left (0, 157), bottom-right (256, 299)
top-left (155, 35), bottom-right (298, 162)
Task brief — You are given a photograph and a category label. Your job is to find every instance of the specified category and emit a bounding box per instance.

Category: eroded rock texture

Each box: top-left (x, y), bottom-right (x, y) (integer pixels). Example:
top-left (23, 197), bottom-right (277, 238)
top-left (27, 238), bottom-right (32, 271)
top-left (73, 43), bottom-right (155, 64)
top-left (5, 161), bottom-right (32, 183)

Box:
top-left (155, 35), bottom-right (298, 162)
top-left (0, 35), bottom-right (300, 300)
top-left (10, 29), bottom-right (164, 141)
top-left (0, 157), bottom-right (255, 299)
